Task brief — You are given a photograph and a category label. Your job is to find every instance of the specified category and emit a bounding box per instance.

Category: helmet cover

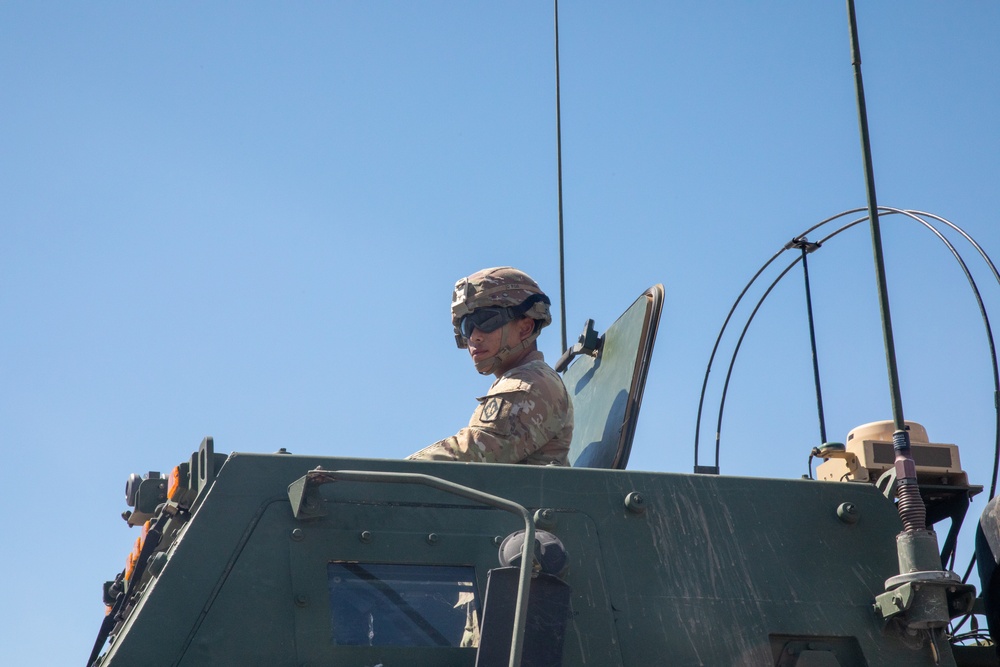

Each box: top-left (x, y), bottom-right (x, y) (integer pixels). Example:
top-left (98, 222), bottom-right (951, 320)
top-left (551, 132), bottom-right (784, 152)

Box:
top-left (451, 267), bottom-right (552, 350)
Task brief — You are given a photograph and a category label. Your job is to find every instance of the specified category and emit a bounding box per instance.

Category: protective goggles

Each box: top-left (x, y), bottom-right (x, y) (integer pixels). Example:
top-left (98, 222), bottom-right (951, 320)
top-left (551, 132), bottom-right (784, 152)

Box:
top-left (459, 307), bottom-right (517, 338)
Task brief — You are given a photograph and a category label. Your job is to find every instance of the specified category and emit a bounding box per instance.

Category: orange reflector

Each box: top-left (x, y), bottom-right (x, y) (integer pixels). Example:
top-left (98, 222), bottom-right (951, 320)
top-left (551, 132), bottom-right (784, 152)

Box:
top-left (168, 466), bottom-right (180, 501)
top-left (124, 551), bottom-right (136, 582)
top-left (124, 535), bottom-right (143, 581)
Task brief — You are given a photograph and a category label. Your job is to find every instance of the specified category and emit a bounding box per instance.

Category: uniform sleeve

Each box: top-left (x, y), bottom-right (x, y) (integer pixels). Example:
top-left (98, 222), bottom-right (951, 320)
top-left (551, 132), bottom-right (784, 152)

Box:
top-left (408, 377), bottom-right (564, 464)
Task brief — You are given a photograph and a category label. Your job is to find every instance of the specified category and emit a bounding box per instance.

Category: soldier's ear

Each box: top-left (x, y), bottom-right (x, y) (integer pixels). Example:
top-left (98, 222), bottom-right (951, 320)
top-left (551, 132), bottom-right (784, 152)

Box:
top-left (514, 316), bottom-right (535, 342)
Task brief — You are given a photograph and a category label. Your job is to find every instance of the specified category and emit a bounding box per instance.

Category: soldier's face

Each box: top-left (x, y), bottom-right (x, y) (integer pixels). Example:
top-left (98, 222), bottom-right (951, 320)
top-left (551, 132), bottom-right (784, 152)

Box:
top-left (466, 317), bottom-right (536, 375)
top-left (466, 325), bottom-right (504, 367)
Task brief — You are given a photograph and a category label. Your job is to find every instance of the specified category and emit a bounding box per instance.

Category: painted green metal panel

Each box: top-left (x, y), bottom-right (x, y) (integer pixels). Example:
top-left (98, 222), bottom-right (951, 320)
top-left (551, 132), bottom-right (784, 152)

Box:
top-left (95, 451), bottom-right (961, 666)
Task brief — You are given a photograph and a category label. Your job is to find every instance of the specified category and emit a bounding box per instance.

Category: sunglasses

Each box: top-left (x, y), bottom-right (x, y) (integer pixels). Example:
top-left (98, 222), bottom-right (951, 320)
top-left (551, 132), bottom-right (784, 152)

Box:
top-left (460, 307), bottom-right (517, 338)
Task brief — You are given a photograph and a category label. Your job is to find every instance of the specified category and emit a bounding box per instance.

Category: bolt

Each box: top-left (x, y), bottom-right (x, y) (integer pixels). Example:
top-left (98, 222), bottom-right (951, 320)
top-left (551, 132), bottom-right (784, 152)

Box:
top-left (837, 502), bottom-right (859, 524)
top-left (892, 594), bottom-right (902, 607)
top-left (147, 552), bottom-right (168, 577)
top-left (625, 492), bottom-right (646, 514)
top-left (291, 528), bottom-right (304, 542)
top-left (426, 533), bottom-right (439, 545)
top-left (493, 535), bottom-right (503, 546)
top-left (534, 508), bottom-right (556, 529)
top-left (359, 530), bottom-right (373, 543)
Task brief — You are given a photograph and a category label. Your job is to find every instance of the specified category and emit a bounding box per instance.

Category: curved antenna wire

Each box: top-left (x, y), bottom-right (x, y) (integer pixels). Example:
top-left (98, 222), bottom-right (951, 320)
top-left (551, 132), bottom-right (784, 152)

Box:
top-left (904, 208), bottom-right (1000, 635)
top-left (712, 257), bottom-right (803, 469)
top-left (695, 206), bottom-right (1000, 635)
top-left (692, 246), bottom-right (786, 472)
top-left (880, 210), bottom-right (997, 576)
top-left (700, 209), bottom-right (1000, 492)
top-left (874, 208), bottom-right (1000, 636)
top-left (709, 211), bottom-right (871, 469)
top-left (693, 208), bottom-right (866, 472)
top-left (909, 210), bottom-right (1000, 503)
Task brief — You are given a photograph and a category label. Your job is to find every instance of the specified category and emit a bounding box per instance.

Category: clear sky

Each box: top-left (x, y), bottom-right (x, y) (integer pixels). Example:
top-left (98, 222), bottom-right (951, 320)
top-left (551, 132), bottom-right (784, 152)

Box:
top-left (2, 2), bottom-right (999, 663)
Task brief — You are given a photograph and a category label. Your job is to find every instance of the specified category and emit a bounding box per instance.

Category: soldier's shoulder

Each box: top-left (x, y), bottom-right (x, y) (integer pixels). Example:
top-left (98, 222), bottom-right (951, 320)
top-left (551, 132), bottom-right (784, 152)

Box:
top-left (504, 359), bottom-right (565, 394)
top-left (480, 361), bottom-right (552, 397)
top-left (485, 374), bottom-right (533, 397)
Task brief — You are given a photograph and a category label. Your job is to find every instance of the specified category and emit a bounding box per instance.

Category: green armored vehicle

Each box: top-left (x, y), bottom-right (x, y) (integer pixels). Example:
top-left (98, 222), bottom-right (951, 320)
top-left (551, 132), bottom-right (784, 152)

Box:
top-left (87, 286), bottom-right (1000, 666)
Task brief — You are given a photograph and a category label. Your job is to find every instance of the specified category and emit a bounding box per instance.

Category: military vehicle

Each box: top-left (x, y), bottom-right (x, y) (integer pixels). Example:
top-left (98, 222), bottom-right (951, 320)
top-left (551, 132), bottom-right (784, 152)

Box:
top-left (86, 4), bottom-right (1000, 667)
top-left (85, 278), bottom-right (1000, 666)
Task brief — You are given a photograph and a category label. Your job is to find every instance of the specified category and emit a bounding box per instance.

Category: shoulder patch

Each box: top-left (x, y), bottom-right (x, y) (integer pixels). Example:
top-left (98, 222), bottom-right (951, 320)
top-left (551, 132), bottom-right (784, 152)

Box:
top-left (480, 396), bottom-right (504, 422)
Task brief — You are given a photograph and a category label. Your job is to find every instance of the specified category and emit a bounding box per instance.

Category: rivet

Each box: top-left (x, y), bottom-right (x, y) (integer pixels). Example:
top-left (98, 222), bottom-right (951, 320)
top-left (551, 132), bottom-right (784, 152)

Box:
top-left (493, 535), bottom-right (503, 546)
top-left (291, 528), bottom-right (304, 542)
top-left (359, 530), bottom-right (373, 543)
top-left (295, 594), bottom-right (309, 607)
top-left (426, 533), bottom-right (439, 545)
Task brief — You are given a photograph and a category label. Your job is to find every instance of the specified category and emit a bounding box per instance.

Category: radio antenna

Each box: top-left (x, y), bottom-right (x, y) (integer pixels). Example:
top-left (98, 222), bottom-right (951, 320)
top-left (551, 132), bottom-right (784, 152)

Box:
top-left (847, 0), bottom-right (955, 650)
top-left (847, 0), bottom-right (907, 444)
top-left (554, 0), bottom-right (568, 353)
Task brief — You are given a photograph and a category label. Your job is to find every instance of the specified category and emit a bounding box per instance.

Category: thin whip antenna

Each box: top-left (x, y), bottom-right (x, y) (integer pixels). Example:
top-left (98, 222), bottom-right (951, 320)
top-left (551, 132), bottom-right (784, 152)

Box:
top-left (847, 7), bottom-right (942, 648)
top-left (554, 0), bottom-right (568, 353)
top-left (847, 0), bottom-right (905, 434)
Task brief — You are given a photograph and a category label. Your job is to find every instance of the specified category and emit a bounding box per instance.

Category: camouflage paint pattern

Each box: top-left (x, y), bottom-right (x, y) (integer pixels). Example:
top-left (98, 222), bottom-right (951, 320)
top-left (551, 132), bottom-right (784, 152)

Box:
top-left (408, 351), bottom-right (573, 465)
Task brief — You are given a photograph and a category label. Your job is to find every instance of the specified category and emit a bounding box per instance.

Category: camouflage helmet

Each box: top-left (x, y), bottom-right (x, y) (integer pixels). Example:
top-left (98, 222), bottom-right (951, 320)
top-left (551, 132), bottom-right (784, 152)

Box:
top-left (451, 267), bottom-right (552, 374)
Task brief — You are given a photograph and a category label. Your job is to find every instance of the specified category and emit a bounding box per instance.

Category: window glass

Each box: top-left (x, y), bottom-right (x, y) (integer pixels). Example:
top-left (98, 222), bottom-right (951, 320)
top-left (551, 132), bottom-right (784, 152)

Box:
top-left (328, 562), bottom-right (480, 647)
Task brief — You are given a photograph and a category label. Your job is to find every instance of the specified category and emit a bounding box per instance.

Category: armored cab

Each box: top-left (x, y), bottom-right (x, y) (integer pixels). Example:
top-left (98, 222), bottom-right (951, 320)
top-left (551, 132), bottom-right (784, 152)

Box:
top-left (89, 288), bottom-right (997, 666)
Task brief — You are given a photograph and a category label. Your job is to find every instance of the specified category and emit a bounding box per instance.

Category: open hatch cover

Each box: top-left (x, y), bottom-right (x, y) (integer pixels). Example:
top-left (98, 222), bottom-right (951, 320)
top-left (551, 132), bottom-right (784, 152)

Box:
top-left (560, 284), bottom-right (663, 470)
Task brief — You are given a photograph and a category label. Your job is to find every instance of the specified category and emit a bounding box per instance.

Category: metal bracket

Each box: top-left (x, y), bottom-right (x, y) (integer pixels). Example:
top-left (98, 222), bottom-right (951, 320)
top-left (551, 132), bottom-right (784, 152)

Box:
top-left (876, 467), bottom-right (898, 500)
top-left (874, 573), bottom-right (976, 623)
top-left (785, 236), bottom-right (822, 253)
top-left (287, 471), bottom-right (329, 520)
top-left (874, 582), bottom-right (917, 620)
top-left (555, 319), bottom-right (601, 373)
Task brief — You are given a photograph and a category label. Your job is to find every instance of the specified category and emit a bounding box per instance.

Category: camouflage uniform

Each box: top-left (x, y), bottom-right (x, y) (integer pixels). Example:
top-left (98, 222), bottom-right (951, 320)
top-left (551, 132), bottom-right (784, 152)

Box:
top-left (408, 266), bottom-right (573, 466)
top-left (408, 350), bottom-right (573, 465)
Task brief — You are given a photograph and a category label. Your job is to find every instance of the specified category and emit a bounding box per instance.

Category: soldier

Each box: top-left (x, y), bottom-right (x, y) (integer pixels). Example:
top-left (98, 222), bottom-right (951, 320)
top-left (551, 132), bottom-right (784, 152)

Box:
top-left (408, 267), bottom-right (573, 465)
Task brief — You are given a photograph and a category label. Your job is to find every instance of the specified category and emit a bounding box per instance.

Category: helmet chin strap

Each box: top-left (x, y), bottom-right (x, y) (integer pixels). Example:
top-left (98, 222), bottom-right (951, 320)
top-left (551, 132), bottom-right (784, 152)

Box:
top-left (474, 323), bottom-right (541, 375)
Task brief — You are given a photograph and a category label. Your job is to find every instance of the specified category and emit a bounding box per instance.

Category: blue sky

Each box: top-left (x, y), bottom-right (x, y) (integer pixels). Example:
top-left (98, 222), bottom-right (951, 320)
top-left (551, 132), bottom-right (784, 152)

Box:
top-left (2, 2), bottom-right (999, 663)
